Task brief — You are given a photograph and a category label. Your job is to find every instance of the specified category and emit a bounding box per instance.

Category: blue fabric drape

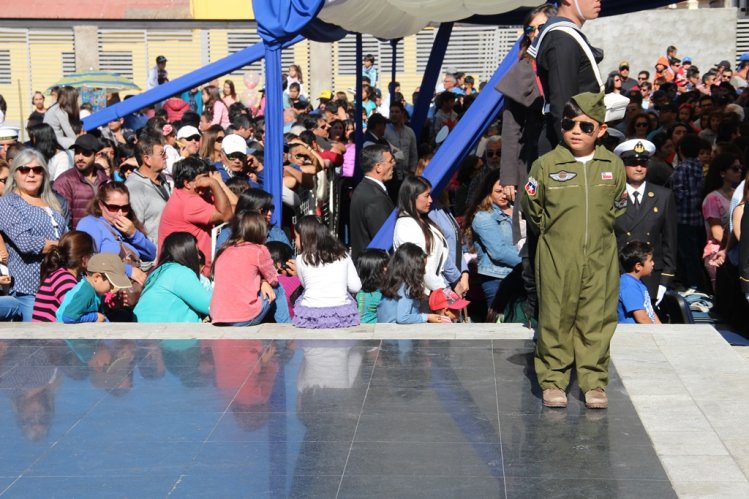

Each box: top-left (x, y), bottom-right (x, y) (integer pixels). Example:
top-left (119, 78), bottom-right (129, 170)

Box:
top-left (82, 38), bottom-right (302, 131)
top-left (410, 22), bottom-right (453, 140)
top-left (255, 0), bottom-right (325, 225)
top-left (368, 35), bottom-right (523, 251)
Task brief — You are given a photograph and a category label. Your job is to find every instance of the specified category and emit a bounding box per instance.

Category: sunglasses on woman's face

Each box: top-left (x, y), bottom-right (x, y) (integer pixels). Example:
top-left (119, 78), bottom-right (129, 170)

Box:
top-left (184, 135), bottom-right (201, 142)
top-left (17, 165), bottom-right (45, 175)
top-left (524, 23), bottom-right (544, 34)
top-left (216, 136), bottom-right (225, 143)
top-left (635, 122), bottom-right (649, 128)
top-left (102, 202), bottom-right (130, 213)
top-left (561, 118), bottom-right (596, 135)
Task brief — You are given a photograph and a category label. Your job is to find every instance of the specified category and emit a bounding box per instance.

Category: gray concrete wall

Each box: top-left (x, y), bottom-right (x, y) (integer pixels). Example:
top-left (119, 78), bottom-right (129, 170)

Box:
top-left (583, 7), bottom-right (737, 78)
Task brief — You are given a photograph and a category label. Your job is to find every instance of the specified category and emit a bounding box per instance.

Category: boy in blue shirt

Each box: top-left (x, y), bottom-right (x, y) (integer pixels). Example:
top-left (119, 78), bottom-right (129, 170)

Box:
top-left (618, 241), bottom-right (661, 324)
top-left (56, 253), bottom-right (132, 323)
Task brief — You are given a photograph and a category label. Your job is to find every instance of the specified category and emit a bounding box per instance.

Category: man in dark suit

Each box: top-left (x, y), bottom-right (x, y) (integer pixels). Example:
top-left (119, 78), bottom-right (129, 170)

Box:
top-left (614, 139), bottom-right (678, 300)
top-left (349, 144), bottom-right (395, 261)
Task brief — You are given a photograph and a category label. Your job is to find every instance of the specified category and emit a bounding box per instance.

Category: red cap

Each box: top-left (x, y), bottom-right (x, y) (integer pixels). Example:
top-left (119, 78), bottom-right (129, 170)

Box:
top-left (429, 289), bottom-right (470, 311)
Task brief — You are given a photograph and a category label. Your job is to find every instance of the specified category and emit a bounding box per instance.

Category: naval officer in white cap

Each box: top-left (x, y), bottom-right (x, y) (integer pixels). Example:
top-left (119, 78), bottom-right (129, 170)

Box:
top-left (613, 139), bottom-right (677, 302)
top-left (0, 126), bottom-right (18, 162)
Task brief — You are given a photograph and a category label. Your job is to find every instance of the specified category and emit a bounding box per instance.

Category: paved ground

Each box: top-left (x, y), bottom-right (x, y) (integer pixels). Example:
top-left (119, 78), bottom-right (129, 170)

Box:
top-left (0, 323), bottom-right (746, 498)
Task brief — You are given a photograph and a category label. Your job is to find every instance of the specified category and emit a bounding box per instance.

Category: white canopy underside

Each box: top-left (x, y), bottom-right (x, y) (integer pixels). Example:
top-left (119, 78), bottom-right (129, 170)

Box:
top-left (319, 0), bottom-right (538, 39)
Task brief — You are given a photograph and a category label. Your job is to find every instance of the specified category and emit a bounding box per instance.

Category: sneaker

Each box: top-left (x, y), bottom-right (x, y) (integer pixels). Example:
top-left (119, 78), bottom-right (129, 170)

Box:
top-left (542, 388), bottom-right (568, 408)
top-left (584, 388), bottom-right (608, 409)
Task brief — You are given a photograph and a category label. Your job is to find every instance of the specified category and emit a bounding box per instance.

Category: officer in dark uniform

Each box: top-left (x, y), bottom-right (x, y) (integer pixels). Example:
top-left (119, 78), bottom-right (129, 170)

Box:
top-left (613, 139), bottom-right (678, 301)
top-left (527, 0), bottom-right (604, 154)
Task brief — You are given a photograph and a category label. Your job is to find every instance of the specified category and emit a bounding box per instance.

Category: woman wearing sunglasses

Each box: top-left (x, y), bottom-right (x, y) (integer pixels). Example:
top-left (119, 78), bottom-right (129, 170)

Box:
top-left (76, 182), bottom-right (155, 288)
top-left (0, 150), bottom-right (67, 321)
top-left (495, 3), bottom-right (556, 215)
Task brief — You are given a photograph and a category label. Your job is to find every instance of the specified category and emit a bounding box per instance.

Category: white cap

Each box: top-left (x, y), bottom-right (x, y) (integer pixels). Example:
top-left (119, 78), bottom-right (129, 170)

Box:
top-left (176, 125), bottom-right (201, 139)
top-left (221, 134), bottom-right (248, 155)
top-left (613, 139), bottom-right (656, 160)
top-left (0, 127), bottom-right (19, 140)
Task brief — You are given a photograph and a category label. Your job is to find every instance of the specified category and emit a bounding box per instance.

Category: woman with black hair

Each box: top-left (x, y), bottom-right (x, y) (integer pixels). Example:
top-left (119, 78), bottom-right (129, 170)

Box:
top-left (27, 123), bottom-right (71, 181)
top-left (134, 232), bottom-right (212, 322)
top-left (701, 153), bottom-right (743, 290)
top-left (462, 168), bottom-right (522, 308)
top-left (604, 71), bottom-right (623, 95)
top-left (392, 175), bottom-right (449, 293)
top-left (214, 188), bottom-right (290, 252)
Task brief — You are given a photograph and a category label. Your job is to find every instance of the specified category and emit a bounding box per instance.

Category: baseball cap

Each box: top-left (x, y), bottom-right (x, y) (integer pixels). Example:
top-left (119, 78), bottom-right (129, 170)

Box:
top-left (429, 289), bottom-right (470, 311)
top-left (318, 90), bottom-right (333, 101)
top-left (69, 134), bottom-right (101, 153)
top-left (156, 55), bottom-right (167, 64)
top-left (619, 61), bottom-right (630, 70)
top-left (176, 125), bottom-right (201, 140)
top-left (682, 56), bottom-right (692, 64)
top-left (87, 253), bottom-right (132, 289)
top-left (221, 134), bottom-right (248, 155)
top-left (716, 60), bottom-right (732, 70)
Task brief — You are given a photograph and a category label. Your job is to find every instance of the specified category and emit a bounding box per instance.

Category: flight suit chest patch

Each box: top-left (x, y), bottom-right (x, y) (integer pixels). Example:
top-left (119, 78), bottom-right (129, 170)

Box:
top-left (525, 176), bottom-right (538, 196)
top-left (549, 170), bottom-right (577, 182)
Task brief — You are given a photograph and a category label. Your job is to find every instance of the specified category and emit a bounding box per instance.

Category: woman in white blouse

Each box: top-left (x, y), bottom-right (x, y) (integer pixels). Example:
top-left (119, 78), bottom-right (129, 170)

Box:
top-left (392, 175), bottom-right (449, 293)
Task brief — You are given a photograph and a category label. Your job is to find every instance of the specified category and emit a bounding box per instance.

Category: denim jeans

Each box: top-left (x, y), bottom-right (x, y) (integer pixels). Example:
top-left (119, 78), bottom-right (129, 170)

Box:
top-left (480, 276), bottom-right (502, 309)
top-left (227, 285), bottom-right (292, 326)
top-left (10, 292), bottom-right (35, 322)
top-left (0, 295), bottom-right (23, 321)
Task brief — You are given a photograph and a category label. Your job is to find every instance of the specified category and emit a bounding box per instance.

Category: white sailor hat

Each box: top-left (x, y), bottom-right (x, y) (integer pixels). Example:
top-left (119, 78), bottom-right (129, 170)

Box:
top-left (614, 139), bottom-right (656, 162)
top-left (0, 127), bottom-right (19, 141)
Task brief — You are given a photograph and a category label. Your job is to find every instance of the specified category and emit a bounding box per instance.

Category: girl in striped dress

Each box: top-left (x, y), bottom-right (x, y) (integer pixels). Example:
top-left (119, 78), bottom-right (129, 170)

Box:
top-left (32, 231), bottom-right (94, 322)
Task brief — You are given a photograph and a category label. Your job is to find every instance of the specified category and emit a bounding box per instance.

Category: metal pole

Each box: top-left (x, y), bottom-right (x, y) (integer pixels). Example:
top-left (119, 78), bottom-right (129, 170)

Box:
top-left (354, 33), bottom-right (364, 184)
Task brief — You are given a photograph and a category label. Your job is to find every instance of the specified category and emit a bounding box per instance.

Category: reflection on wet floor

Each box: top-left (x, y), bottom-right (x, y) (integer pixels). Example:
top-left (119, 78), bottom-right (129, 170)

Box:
top-left (0, 338), bottom-right (675, 498)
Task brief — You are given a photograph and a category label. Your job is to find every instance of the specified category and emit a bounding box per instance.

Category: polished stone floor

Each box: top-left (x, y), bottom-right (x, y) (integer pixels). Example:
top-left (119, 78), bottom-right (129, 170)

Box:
top-left (0, 338), bottom-right (674, 498)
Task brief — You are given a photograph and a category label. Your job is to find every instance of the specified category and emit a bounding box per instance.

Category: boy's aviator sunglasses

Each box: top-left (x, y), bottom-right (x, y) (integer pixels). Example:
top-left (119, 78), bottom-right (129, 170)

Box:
top-left (561, 118), bottom-right (597, 135)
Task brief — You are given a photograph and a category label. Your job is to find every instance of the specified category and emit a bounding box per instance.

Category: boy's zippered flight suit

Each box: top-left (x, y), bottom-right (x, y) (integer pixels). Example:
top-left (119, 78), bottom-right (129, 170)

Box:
top-left (522, 144), bottom-right (627, 392)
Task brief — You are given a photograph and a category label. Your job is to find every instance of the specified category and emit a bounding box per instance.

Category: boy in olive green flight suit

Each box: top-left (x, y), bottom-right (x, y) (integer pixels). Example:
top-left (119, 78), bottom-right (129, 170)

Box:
top-left (521, 92), bottom-right (627, 410)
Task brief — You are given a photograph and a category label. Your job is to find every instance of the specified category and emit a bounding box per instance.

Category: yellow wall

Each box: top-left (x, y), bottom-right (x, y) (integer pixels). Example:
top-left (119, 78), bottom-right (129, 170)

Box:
top-left (190, 0), bottom-right (254, 20)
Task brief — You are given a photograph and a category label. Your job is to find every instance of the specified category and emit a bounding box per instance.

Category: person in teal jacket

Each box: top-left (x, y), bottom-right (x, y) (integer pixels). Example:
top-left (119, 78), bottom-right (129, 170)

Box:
top-left (134, 232), bottom-right (211, 323)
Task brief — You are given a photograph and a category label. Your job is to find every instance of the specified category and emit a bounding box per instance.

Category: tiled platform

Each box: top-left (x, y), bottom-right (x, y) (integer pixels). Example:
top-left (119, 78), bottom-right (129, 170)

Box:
top-left (0, 323), bottom-right (747, 498)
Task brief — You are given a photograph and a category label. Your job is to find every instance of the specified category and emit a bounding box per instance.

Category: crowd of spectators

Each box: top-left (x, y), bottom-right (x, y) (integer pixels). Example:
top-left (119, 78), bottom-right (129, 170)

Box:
top-left (0, 32), bottom-right (748, 336)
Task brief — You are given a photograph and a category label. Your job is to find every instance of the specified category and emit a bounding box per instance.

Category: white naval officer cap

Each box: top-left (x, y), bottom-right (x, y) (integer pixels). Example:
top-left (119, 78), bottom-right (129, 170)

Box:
top-left (613, 139), bottom-right (656, 162)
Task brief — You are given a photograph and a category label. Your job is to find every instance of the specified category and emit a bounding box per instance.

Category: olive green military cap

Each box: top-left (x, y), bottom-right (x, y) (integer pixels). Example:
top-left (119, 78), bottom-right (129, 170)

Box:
top-left (570, 92), bottom-right (606, 124)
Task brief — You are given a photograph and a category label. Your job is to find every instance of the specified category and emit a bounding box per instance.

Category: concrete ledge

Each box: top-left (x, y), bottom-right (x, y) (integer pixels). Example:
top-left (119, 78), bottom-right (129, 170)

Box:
top-left (0, 322), bottom-right (534, 340)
